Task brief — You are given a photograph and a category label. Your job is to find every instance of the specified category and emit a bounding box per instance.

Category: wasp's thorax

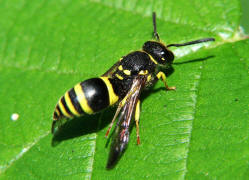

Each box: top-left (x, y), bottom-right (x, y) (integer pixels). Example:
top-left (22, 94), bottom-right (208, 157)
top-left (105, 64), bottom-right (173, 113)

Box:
top-left (143, 41), bottom-right (174, 65)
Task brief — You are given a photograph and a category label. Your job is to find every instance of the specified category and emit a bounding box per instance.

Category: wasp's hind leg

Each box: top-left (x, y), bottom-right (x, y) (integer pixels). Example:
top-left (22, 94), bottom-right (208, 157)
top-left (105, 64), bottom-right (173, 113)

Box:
top-left (105, 102), bottom-right (123, 138)
top-left (156, 71), bottom-right (176, 91)
top-left (105, 81), bottom-right (143, 138)
top-left (135, 100), bottom-right (141, 145)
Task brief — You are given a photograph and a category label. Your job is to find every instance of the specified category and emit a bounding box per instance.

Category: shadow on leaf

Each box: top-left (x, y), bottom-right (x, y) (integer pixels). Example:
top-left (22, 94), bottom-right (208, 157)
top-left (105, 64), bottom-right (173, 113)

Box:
top-left (173, 55), bottom-right (215, 65)
top-left (51, 107), bottom-right (116, 147)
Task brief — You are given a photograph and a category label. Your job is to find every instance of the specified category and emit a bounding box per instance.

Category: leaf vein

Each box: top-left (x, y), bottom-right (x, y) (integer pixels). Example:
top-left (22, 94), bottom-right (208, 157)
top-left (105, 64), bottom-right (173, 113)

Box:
top-left (182, 63), bottom-right (203, 179)
top-left (0, 131), bottom-right (49, 174)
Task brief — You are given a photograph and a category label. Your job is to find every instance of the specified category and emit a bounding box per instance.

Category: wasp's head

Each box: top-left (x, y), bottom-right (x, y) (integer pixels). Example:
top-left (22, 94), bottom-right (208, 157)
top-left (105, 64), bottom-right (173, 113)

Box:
top-left (143, 41), bottom-right (174, 65)
top-left (146, 12), bottom-right (215, 66)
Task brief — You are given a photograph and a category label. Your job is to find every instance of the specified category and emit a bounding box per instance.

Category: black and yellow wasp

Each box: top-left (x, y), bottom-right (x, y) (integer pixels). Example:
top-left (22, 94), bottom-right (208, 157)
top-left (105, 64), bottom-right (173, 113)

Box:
top-left (52, 12), bottom-right (214, 168)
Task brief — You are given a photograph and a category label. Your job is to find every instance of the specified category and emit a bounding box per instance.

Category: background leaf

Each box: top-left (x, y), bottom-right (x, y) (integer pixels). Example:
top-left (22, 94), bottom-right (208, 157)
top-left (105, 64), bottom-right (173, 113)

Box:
top-left (241, 0), bottom-right (249, 34)
top-left (0, 0), bottom-right (248, 179)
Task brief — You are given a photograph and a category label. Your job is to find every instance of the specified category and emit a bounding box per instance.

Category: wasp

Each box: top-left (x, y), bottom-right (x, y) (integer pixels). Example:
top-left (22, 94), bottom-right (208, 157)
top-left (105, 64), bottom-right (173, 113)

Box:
top-left (52, 12), bottom-right (215, 169)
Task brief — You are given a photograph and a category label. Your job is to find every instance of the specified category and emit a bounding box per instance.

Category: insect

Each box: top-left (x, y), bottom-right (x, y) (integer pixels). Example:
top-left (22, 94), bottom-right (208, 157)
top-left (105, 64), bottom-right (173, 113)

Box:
top-left (52, 12), bottom-right (215, 169)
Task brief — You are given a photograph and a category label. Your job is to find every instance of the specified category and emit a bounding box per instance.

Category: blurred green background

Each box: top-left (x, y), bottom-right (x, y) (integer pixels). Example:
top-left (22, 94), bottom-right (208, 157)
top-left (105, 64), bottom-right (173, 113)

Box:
top-left (241, 0), bottom-right (249, 34)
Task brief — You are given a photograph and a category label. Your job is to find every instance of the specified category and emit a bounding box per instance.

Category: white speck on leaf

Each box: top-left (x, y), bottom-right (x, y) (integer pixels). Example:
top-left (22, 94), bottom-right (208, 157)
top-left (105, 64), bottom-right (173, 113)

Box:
top-left (11, 113), bottom-right (19, 121)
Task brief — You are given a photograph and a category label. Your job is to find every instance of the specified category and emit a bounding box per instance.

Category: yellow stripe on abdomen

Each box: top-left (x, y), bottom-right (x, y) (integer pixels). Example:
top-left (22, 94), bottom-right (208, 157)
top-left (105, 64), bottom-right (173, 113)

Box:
top-left (64, 91), bottom-right (80, 116)
top-left (58, 99), bottom-right (72, 118)
top-left (100, 77), bottom-right (119, 105)
top-left (74, 83), bottom-right (94, 114)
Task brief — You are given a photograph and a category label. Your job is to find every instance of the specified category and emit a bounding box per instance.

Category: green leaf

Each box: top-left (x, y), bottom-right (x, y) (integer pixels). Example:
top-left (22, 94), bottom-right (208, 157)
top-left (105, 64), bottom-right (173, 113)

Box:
top-left (0, 0), bottom-right (248, 179)
top-left (241, 0), bottom-right (249, 33)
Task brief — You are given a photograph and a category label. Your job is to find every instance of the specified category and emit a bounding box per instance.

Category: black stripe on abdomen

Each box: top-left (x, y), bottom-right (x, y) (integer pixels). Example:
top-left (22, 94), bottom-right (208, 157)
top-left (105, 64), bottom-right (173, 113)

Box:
top-left (81, 78), bottom-right (109, 112)
top-left (68, 88), bottom-right (85, 115)
top-left (61, 96), bottom-right (73, 116)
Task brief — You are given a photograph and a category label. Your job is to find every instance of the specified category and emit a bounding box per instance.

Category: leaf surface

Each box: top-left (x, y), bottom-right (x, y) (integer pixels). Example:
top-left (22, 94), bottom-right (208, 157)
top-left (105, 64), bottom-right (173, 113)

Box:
top-left (0, 0), bottom-right (248, 179)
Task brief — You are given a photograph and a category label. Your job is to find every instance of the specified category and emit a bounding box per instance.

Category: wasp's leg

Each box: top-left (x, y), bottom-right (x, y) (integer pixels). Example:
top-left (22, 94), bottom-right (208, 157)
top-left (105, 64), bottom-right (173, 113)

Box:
top-left (135, 100), bottom-right (141, 145)
top-left (105, 102), bottom-right (123, 137)
top-left (105, 90), bottom-right (136, 138)
top-left (156, 71), bottom-right (176, 91)
top-left (105, 78), bottom-right (142, 138)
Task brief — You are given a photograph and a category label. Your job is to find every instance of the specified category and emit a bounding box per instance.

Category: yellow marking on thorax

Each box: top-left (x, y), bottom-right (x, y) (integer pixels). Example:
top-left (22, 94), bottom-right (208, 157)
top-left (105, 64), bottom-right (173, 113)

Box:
top-left (118, 65), bottom-right (123, 70)
top-left (64, 91), bottom-right (80, 116)
top-left (58, 99), bottom-right (72, 118)
top-left (140, 50), bottom-right (158, 64)
top-left (148, 54), bottom-right (158, 64)
top-left (100, 77), bottom-right (119, 105)
top-left (74, 83), bottom-right (94, 114)
top-left (147, 74), bottom-right (152, 82)
top-left (115, 73), bottom-right (124, 80)
top-left (139, 70), bottom-right (148, 75)
top-left (123, 69), bottom-right (131, 75)
top-left (162, 57), bottom-right (165, 61)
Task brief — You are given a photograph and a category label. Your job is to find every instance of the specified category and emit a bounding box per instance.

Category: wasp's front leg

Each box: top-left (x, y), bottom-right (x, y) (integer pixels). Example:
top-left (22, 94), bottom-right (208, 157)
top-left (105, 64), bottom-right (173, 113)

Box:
top-left (135, 100), bottom-right (141, 145)
top-left (156, 71), bottom-right (176, 91)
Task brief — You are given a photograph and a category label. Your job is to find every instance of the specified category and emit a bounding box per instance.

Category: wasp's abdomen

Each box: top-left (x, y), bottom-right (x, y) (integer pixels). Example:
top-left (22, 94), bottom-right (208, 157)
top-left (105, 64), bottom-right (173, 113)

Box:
top-left (53, 77), bottom-right (119, 120)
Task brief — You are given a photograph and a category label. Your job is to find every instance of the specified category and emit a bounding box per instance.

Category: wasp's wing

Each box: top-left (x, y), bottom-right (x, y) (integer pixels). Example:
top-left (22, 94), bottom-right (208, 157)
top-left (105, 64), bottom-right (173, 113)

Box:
top-left (106, 76), bottom-right (146, 169)
top-left (102, 60), bottom-right (122, 77)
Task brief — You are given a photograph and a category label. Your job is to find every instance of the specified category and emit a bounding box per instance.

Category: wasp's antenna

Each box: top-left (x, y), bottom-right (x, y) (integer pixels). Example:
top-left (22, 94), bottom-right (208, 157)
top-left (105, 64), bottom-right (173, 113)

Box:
top-left (167, 38), bottom-right (215, 48)
top-left (153, 12), bottom-right (160, 41)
